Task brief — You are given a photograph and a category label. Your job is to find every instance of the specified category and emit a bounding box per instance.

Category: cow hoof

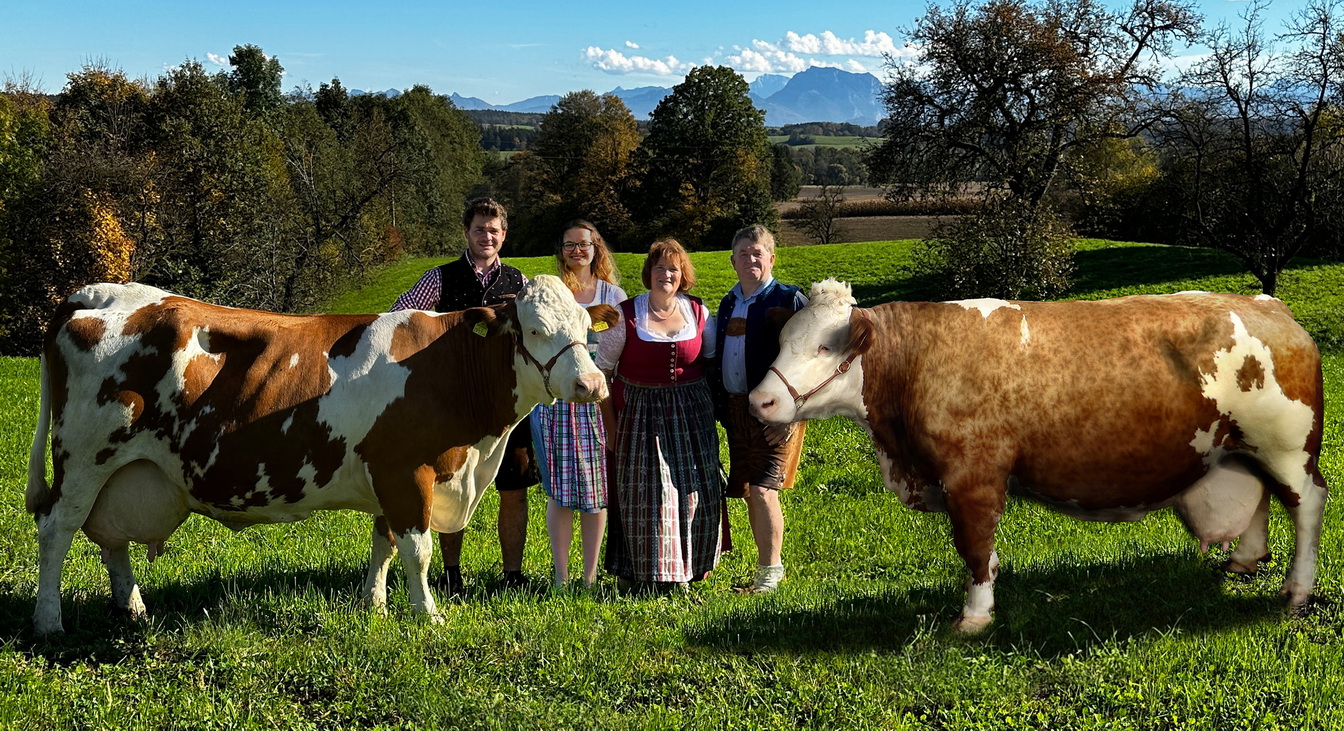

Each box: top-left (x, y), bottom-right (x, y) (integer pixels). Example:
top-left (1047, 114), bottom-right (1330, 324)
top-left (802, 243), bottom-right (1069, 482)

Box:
top-left (952, 614), bottom-right (993, 634)
top-left (1280, 586), bottom-right (1313, 611)
top-left (32, 618), bottom-right (64, 636)
top-left (1223, 559), bottom-right (1259, 576)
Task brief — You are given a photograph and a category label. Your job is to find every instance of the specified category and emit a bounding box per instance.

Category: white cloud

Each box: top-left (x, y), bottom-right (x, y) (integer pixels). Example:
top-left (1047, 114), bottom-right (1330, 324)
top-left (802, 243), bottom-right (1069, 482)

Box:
top-left (783, 30), bottom-right (898, 57)
top-left (582, 47), bottom-right (694, 76)
top-left (726, 41), bottom-right (808, 73)
top-left (625, 41), bottom-right (640, 50)
top-left (206, 53), bottom-right (230, 67)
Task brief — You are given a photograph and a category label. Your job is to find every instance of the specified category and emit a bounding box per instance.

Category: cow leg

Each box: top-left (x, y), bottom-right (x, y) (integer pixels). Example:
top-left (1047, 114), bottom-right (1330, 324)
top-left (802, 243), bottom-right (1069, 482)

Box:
top-left (394, 528), bottom-right (442, 623)
top-left (1226, 490), bottom-right (1271, 575)
top-left (1280, 470), bottom-right (1328, 608)
top-left (33, 511), bottom-right (81, 635)
top-left (361, 516), bottom-right (396, 614)
top-left (943, 478), bottom-right (1006, 634)
top-left (104, 542), bottom-right (148, 621)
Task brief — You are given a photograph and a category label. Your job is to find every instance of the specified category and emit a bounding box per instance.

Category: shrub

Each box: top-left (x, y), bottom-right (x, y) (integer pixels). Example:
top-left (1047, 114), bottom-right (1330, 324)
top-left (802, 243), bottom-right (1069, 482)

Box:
top-left (914, 199), bottom-right (1075, 300)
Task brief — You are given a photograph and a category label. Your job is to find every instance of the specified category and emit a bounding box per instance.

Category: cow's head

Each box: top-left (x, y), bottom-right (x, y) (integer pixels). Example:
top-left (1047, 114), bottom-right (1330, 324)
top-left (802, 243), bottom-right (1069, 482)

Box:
top-left (750, 278), bottom-right (872, 423)
top-left (490, 274), bottom-right (614, 405)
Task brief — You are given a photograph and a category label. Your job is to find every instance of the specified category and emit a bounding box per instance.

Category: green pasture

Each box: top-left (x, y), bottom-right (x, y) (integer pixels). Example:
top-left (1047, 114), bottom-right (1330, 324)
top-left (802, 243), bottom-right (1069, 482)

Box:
top-left (1, 240), bottom-right (1341, 728)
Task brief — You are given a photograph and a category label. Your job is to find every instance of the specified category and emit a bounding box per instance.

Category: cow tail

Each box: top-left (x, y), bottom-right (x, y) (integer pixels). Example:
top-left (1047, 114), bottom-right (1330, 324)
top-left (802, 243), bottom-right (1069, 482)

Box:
top-left (25, 354), bottom-right (51, 514)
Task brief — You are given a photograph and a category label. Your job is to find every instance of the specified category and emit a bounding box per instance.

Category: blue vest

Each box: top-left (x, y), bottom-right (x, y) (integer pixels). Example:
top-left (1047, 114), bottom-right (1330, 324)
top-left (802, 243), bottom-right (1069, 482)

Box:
top-left (714, 280), bottom-right (808, 393)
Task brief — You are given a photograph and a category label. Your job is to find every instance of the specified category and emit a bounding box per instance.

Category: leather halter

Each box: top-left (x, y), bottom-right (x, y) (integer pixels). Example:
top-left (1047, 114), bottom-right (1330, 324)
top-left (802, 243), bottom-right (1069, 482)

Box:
top-left (767, 309), bottom-right (867, 408)
top-left (769, 350), bottom-right (861, 408)
top-left (515, 335), bottom-right (586, 400)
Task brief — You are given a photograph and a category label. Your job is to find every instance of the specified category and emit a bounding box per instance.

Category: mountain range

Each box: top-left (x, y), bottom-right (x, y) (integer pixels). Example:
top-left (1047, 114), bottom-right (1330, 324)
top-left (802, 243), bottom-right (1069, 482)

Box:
top-left (354, 66), bottom-right (886, 126)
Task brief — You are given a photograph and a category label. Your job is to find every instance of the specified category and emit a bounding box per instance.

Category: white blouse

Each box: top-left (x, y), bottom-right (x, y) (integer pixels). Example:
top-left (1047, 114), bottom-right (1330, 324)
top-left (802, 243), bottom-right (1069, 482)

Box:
top-left (595, 293), bottom-right (717, 371)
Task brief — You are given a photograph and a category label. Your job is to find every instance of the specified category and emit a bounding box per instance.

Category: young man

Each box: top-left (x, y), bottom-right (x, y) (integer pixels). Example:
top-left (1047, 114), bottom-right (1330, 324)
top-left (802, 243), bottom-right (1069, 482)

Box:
top-left (712, 225), bottom-right (809, 593)
top-left (390, 197), bottom-right (536, 594)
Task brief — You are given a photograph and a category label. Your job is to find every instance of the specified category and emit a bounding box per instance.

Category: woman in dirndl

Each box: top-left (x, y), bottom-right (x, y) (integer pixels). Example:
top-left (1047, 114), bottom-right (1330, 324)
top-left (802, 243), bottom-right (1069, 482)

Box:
top-left (531, 220), bottom-right (627, 587)
top-left (596, 239), bottom-right (722, 592)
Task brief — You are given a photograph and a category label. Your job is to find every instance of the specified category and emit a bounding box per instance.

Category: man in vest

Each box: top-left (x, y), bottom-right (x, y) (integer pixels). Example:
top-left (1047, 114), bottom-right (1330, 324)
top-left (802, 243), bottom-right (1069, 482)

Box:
top-left (712, 224), bottom-right (809, 593)
top-left (391, 197), bottom-right (536, 595)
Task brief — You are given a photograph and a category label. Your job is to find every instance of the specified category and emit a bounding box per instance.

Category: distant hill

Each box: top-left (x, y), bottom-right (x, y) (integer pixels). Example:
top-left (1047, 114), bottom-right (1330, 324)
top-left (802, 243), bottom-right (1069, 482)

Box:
top-left (369, 67), bottom-right (886, 125)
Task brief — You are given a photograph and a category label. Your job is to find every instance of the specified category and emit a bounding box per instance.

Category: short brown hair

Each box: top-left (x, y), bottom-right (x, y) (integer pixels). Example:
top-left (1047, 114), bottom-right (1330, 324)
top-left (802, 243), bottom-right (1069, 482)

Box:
top-left (641, 239), bottom-right (696, 292)
top-left (462, 197), bottom-right (508, 230)
top-left (732, 224), bottom-right (776, 257)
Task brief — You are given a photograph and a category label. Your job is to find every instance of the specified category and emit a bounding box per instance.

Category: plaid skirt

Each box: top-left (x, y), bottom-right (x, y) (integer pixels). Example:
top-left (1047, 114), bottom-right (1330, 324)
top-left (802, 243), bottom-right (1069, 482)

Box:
top-left (530, 400), bottom-right (607, 513)
top-left (603, 377), bottom-right (723, 583)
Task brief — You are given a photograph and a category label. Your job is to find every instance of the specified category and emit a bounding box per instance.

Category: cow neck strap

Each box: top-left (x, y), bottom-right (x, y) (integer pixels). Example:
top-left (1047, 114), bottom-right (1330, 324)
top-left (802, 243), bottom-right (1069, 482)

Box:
top-left (769, 310), bottom-right (867, 408)
top-left (515, 335), bottom-right (586, 400)
top-left (770, 350), bottom-right (860, 408)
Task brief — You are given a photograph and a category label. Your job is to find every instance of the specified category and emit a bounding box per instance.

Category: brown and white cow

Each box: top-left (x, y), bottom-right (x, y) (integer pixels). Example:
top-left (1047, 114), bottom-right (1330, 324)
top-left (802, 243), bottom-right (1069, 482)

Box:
top-left (751, 279), bottom-right (1328, 633)
top-left (26, 275), bottom-right (617, 634)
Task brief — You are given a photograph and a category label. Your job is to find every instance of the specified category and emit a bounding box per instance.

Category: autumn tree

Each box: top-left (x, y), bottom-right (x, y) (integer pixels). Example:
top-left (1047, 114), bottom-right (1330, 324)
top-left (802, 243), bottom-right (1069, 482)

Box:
top-left (491, 90), bottom-right (642, 251)
top-left (871, 0), bottom-right (1199, 298)
top-left (871, 0), bottom-right (1199, 205)
top-left (632, 66), bottom-right (777, 249)
top-left (1152, 0), bottom-right (1344, 294)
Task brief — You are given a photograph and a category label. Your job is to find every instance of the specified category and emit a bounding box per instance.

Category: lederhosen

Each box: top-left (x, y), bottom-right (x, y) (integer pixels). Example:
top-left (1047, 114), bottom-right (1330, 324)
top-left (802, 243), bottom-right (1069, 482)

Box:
top-left (713, 280), bottom-right (809, 498)
top-left (436, 256), bottom-right (537, 491)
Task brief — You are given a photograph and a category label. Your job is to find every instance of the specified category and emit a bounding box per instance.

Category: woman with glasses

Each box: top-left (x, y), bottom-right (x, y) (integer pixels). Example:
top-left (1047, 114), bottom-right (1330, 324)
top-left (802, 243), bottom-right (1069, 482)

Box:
top-left (530, 220), bottom-right (627, 588)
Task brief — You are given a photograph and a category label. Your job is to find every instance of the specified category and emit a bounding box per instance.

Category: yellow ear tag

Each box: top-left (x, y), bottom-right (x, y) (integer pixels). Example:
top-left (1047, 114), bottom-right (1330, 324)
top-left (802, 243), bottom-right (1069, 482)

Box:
top-left (592, 321), bottom-right (609, 333)
top-left (473, 322), bottom-right (489, 337)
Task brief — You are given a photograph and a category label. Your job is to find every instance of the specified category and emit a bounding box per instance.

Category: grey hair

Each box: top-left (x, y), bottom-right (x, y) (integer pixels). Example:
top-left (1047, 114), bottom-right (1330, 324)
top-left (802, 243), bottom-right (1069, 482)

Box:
top-left (731, 224), bottom-right (776, 256)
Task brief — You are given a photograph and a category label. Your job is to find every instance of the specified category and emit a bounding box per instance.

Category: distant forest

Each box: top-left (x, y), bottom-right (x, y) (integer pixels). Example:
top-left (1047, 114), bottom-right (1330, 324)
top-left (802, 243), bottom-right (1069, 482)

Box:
top-left (469, 109), bottom-right (875, 185)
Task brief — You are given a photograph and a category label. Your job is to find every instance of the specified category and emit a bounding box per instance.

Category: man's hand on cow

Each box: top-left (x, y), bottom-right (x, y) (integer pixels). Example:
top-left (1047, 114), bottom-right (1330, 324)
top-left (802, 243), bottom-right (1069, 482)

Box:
top-left (762, 422), bottom-right (793, 447)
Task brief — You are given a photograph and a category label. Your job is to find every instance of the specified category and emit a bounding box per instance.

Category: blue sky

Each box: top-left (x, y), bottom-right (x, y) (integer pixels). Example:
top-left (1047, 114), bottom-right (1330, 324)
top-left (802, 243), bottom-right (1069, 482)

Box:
top-left (4, 0), bottom-right (1311, 105)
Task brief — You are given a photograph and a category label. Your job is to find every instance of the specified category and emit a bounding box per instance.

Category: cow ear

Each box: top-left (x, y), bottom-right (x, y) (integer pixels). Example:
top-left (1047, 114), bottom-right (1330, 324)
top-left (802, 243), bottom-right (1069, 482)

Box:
top-left (586, 304), bottom-right (620, 333)
top-left (765, 307), bottom-right (798, 342)
top-left (462, 304), bottom-right (513, 337)
top-left (845, 309), bottom-right (874, 356)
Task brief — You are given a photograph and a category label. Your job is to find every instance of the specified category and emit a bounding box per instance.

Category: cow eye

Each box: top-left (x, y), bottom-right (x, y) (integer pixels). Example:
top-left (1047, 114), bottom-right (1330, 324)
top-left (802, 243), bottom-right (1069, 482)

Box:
top-left (530, 329), bottom-right (538, 336)
top-left (818, 344), bottom-right (831, 354)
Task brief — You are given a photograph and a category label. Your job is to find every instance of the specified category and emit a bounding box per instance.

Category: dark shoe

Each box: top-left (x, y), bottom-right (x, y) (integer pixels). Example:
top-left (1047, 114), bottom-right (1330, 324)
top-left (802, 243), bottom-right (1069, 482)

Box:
top-left (501, 570), bottom-right (528, 590)
top-left (436, 565), bottom-right (464, 597)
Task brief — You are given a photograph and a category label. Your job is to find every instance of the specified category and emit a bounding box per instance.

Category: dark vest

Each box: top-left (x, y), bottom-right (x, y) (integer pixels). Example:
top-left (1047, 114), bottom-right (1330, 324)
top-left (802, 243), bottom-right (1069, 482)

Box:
top-left (434, 256), bottom-right (526, 313)
top-left (714, 280), bottom-right (807, 393)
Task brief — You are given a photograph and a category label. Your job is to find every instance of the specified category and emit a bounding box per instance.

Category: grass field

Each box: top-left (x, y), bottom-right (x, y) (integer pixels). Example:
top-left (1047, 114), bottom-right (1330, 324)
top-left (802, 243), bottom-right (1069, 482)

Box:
top-left (1, 240), bottom-right (1341, 729)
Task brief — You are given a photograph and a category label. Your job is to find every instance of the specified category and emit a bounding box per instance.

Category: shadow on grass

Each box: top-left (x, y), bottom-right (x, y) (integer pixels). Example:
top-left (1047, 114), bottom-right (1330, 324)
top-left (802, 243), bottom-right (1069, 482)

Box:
top-left (0, 562), bottom-right (368, 664)
top-left (1070, 245), bottom-right (1248, 295)
top-left (684, 553), bottom-right (1295, 658)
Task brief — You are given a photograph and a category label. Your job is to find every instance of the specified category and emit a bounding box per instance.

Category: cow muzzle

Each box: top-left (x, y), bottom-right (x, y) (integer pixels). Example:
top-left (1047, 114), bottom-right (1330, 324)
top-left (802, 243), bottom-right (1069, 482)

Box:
top-left (749, 384), bottom-right (793, 423)
top-left (571, 372), bottom-right (608, 403)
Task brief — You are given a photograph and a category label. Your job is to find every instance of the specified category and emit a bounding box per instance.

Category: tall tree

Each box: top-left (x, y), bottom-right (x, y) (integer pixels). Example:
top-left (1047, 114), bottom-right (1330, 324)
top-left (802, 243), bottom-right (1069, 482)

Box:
top-left (633, 66), bottom-right (777, 248)
top-left (227, 44), bottom-right (285, 115)
top-left (524, 90), bottom-right (640, 249)
top-left (1153, 0), bottom-right (1344, 294)
top-left (769, 143), bottom-right (803, 201)
top-left (869, 0), bottom-right (1200, 206)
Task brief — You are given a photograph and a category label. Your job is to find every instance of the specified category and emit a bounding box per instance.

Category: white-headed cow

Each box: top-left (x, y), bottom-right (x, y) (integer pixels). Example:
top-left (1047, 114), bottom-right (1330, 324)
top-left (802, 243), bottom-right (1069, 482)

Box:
top-left (26, 275), bottom-right (617, 635)
top-left (751, 279), bottom-right (1327, 632)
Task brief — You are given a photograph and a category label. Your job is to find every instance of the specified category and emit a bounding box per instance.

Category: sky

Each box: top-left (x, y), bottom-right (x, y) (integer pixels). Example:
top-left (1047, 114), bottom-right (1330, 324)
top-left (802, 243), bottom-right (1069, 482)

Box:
top-left (3, 0), bottom-right (1315, 105)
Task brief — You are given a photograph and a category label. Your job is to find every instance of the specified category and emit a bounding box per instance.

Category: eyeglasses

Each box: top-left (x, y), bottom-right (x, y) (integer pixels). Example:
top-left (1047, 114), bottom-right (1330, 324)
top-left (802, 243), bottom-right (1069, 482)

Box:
top-left (562, 242), bottom-right (593, 252)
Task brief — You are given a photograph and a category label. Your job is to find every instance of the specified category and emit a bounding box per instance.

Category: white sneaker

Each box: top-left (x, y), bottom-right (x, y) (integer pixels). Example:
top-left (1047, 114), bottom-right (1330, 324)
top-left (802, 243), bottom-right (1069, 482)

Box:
top-left (751, 564), bottom-right (785, 593)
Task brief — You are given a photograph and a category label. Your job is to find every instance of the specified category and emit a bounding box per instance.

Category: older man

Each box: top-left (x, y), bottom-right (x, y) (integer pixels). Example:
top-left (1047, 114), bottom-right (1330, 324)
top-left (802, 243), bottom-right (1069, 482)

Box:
top-left (390, 197), bottom-right (536, 595)
top-left (713, 224), bottom-right (809, 593)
